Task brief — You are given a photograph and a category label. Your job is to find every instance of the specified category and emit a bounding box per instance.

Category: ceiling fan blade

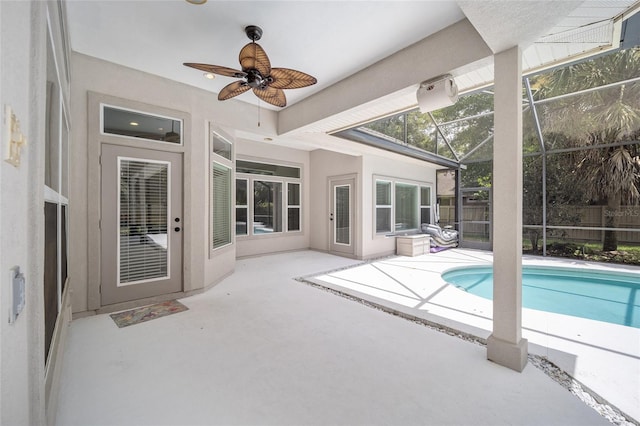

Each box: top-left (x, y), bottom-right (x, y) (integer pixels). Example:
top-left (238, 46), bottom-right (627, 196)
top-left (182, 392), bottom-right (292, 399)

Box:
top-left (269, 68), bottom-right (317, 89)
top-left (183, 63), bottom-right (247, 78)
top-left (218, 81), bottom-right (250, 101)
top-left (239, 42), bottom-right (271, 77)
top-left (253, 86), bottom-right (286, 108)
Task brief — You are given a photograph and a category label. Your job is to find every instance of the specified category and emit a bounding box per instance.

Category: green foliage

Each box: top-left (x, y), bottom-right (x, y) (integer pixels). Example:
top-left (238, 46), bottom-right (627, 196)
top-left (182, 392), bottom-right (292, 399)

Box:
top-left (523, 240), bottom-right (640, 266)
top-left (530, 48), bottom-right (640, 251)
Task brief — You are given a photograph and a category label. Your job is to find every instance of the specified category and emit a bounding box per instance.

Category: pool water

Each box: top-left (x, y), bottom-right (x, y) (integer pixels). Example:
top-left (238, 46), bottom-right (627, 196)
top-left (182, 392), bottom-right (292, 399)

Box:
top-left (442, 266), bottom-right (640, 328)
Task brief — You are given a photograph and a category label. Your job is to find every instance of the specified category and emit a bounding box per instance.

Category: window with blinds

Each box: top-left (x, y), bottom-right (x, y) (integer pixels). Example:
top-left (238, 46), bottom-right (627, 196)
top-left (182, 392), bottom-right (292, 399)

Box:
top-left (211, 162), bottom-right (231, 249)
top-left (118, 158), bottom-right (169, 285)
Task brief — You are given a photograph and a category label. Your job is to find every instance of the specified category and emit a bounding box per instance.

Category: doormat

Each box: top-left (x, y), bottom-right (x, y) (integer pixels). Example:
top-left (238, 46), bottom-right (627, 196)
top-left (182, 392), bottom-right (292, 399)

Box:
top-left (110, 300), bottom-right (188, 328)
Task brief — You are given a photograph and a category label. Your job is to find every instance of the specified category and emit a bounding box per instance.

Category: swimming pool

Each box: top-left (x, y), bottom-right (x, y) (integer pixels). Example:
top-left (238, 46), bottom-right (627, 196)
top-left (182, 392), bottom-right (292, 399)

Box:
top-left (442, 265), bottom-right (640, 328)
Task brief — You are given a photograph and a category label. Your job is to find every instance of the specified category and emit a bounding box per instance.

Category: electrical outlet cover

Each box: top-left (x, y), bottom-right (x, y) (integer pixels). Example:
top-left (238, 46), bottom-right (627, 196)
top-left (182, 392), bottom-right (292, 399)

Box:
top-left (9, 266), bottom-right (25, 324)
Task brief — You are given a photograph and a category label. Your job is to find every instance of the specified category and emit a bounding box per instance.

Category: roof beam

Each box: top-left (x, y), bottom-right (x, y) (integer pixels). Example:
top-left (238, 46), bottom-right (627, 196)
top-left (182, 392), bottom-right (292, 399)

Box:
top-left (278, 18), bottom-right (492, 135)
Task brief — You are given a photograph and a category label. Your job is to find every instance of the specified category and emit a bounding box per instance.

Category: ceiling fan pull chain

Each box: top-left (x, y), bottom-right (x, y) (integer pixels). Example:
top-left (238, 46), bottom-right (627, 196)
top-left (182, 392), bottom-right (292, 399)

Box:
top-left (258, 99), bottom-right (261, 127)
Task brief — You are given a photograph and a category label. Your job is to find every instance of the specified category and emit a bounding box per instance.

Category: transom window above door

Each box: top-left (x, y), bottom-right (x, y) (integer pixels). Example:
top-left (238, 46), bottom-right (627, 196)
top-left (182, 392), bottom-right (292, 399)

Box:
top-left (102, 105), bottom-right (183, 144)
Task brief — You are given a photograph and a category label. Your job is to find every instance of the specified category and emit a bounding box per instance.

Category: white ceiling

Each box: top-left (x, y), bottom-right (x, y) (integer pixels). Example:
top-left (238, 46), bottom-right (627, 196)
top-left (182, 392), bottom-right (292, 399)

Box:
top-left (65, 1), bottom-right (465, 109)
top-left (65, 0), bottom-right (639, 142)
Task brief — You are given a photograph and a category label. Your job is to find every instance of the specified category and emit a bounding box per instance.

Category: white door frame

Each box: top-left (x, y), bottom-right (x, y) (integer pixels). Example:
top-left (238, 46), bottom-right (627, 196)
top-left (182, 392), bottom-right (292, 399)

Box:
top-left (328, 174), bottom-right (357, 257)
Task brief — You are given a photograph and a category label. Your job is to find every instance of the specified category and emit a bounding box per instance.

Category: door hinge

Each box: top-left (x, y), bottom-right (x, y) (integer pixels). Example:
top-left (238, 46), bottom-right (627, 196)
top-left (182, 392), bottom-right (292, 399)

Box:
top-left (98, 219), bottom-right (101, 229)
top-left (99, 155), bottom-right (102, 165)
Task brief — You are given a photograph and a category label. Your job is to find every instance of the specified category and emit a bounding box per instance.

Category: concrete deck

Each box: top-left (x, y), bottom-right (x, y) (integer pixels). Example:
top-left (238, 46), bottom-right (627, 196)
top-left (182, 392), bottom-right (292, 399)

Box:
top-left (304, 248), bottom-right (640, 423)
top-left (55, 250), bottom-right (629, 425)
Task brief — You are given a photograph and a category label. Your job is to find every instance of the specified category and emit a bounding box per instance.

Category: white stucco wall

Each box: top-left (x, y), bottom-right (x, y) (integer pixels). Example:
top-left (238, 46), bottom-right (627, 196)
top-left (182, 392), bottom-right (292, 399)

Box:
top-left (70, 53), bottom-right (278, 313)
top-left (308, 149), bottom-right (362, 255)
top-left (361, 153), bottom-right (439, 259)
top-left (0, 1), bottom-right (47, 424)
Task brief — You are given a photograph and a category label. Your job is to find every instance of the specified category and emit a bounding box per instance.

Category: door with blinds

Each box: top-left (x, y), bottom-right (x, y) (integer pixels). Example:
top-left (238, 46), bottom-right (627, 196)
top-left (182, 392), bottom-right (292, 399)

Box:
top-left (101, 144), bottom-right (183, 305)
top-left (329, 177), bottom-right (356, 256)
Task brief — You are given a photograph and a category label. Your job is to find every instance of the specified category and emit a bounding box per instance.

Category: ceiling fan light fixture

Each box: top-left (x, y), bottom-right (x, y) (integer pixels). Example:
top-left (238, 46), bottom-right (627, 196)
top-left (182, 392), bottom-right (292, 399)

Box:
top-left (184, 25), bottom-right (317, 108)
top-left (185, 0), bottom-right (207, 4)
top-left (203, 72), bottom-right (215, 80)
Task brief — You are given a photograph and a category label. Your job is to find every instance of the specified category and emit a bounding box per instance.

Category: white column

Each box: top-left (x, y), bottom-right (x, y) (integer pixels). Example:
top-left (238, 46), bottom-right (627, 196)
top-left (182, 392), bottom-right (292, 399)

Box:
top-left (487, 45), bottom-right (528, 372)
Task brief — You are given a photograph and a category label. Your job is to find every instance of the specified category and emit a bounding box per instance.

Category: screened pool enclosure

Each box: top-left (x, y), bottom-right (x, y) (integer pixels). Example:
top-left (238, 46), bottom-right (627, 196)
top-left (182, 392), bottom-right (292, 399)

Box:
top-left (335, 47), bottom-right (640, 265)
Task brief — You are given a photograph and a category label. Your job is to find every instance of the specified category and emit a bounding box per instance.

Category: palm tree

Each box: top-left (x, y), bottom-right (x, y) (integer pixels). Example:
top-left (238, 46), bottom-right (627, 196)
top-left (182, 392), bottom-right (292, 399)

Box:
top-left (535, 48), bottom-right (640, 251)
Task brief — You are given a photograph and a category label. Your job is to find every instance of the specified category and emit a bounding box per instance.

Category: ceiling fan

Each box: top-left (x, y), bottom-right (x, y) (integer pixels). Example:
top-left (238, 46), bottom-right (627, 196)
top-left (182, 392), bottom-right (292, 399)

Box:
top-left (184, 25), bottom-right (317, 108)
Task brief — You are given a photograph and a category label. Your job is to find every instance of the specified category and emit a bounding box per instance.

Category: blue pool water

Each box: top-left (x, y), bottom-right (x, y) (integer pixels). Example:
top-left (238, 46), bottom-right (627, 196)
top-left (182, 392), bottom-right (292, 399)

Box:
top-left (442, 266), bottom-right (640, 328)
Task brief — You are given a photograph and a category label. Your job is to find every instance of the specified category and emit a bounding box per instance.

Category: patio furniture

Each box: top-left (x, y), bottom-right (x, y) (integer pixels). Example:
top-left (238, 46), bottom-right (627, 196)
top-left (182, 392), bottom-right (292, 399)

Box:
top-left (421, 223), bottom-right (459, 248)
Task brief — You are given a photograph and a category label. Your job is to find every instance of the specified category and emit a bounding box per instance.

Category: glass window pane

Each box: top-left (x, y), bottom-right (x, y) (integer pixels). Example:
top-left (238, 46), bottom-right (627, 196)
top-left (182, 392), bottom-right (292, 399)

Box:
top-left (376, 207), bottom-right (391, 233)
top-left (211, 163), bottom-right (231, 249)
top-left (237, 160), bottom-right (300, 178)
top-left (254, 181), bottom-right (283, 234)
top-left (395, 183), bottom-right (418, 231)
top-left (421, 207), bottom-right (431, 225)
top-left (420, 186), bottom-right (431, 206)
top-left (119, 159), bottom-right (169, 284)
top-left (236, 179), bottom-right (247, 206)
top-left (376, 181), bottom-right (391, 205)
top-left (288, 183), bottom-right (300, 206)
top-left (236, 207), bottom-right (247, 236)
top-left (46, 31), bottom-right (61, 191)
top-left (335, 185), bottom-right (350, 244)
top-left (103, 106), bottom-right (182, 144)
top-left (287, 208), bottom-right (300, 231)
top-left (212, 131), bottom-right (232, 160)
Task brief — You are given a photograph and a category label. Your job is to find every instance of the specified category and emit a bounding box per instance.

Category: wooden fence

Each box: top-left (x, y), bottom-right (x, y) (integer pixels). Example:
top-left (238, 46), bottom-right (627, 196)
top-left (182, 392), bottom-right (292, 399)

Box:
top-left (439, 205), bottom-right (640, 244)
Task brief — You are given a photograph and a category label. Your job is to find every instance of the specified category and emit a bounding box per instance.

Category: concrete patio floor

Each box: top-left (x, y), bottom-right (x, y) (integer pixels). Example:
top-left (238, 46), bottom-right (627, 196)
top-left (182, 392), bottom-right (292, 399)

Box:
top-left (56, 250), bottom-right (626, 425)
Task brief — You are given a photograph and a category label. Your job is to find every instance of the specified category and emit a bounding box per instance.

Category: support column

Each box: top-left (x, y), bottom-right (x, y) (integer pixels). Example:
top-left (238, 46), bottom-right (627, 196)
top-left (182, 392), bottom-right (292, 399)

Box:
top-left (487, 45), bottom-right (528, 372)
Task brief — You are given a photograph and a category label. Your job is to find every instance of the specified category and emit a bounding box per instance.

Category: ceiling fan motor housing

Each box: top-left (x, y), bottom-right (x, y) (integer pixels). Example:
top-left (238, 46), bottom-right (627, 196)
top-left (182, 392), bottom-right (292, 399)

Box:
top-left (246, 69), bottom-right (267, 88)
top-left (245, 25), bottom-right (263, 41)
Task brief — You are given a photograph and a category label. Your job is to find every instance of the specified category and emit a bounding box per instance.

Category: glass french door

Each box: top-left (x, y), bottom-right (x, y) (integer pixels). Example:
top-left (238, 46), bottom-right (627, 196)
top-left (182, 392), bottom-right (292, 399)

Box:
top-left (100, 144), bottom-right (183, 305)
top-left (330, 177), bottom-right (355, 256)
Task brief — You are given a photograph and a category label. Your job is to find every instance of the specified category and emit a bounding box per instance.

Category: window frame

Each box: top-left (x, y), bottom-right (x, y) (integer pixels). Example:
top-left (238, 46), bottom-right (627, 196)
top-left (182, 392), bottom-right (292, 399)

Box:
top-left (235, 178), bottom-right (248, 237)
top-left (374, 176), bottom-right (433, 236)
top-left (394, 182), bottom-right (420, 232)
top-left (236, 158), bottom-right (303, 238)
top-left (100, 103), bottom-right (184, 146)
top-left (420, 185), bottom-right (432, 226)
top-left (287, 182), bottom-right (301, 232)
top-left (209, 126), bottom-right (234, 255)
top-left (375, 180), bottom-right (393, 234)
top-left (252, 179), bottom-right (284, 235)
